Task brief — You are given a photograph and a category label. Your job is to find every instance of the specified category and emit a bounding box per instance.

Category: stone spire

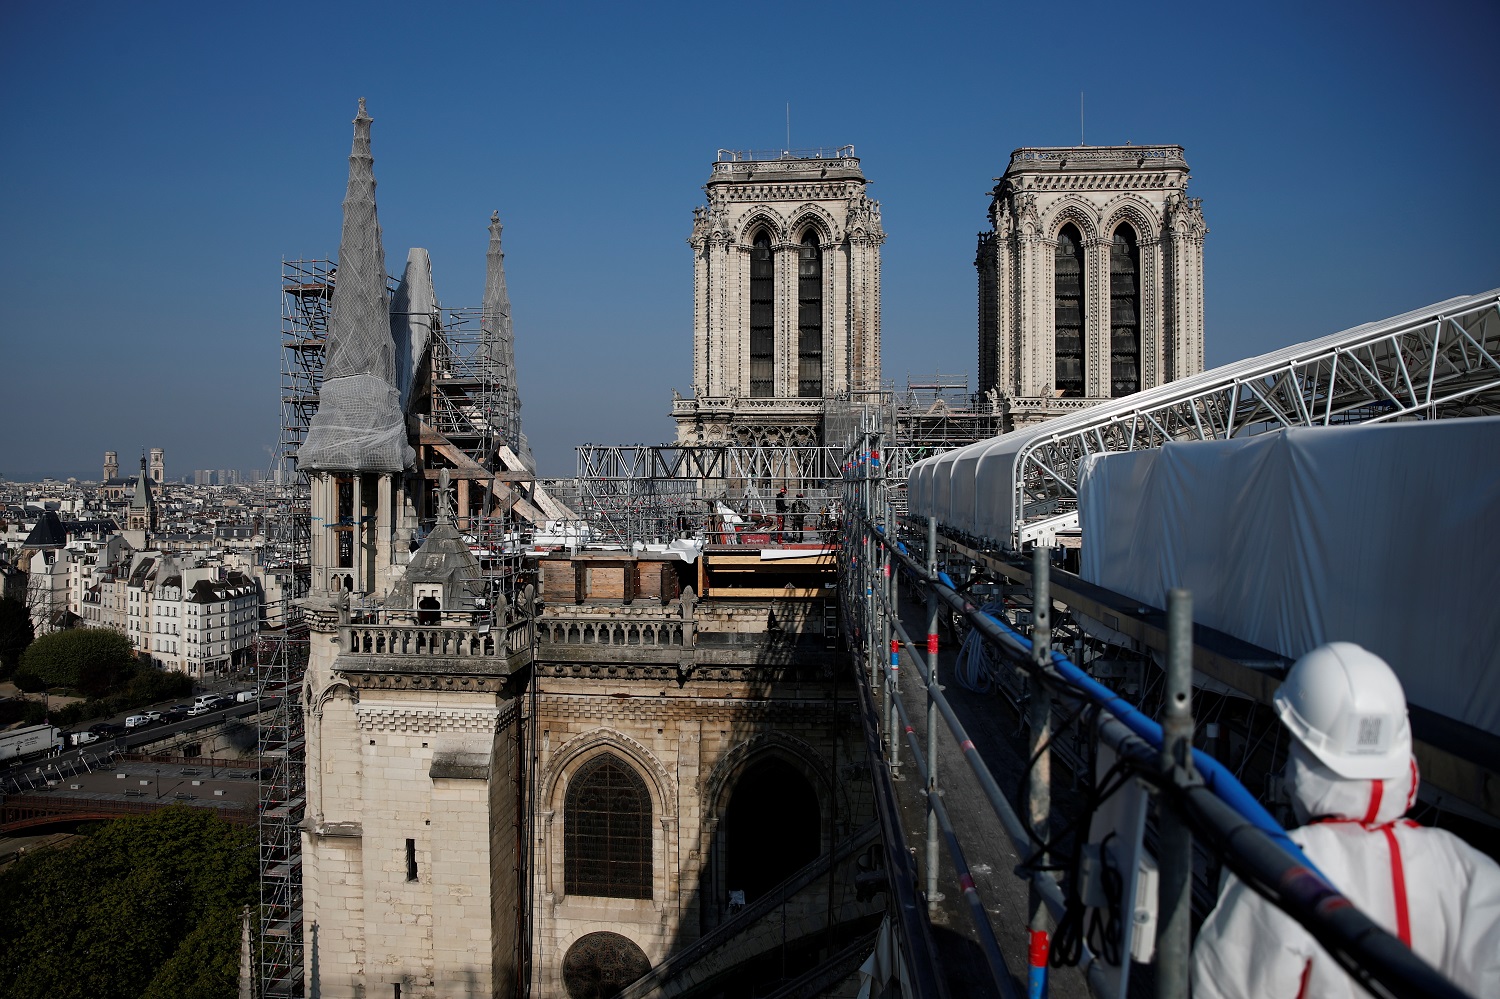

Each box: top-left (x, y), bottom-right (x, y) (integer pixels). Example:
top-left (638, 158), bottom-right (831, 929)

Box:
top-left (298, 98), bottom-right (414, 473)
top-left (482, 212), bottom-right (532, 469)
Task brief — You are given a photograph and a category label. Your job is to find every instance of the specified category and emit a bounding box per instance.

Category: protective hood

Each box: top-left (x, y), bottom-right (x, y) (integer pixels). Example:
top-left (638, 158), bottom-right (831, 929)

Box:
top-left (1287, 740), bottom-right (1418, 827)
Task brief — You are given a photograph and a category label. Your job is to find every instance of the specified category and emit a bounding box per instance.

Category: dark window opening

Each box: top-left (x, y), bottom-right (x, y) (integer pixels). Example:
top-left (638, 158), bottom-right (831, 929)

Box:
top-left (566, 753), bottom-right (652, 899)
top-left (1110, 224), bottom-right (1142, 397)
top-left (797, 233), bottom-right (823, 397)
top-left (1054, 224), bottom-right (1086, 398)
top-left (405, 838), bottom-right (417, 882)
top-left (725, 757), bottom-right (820, 905)
top-left (749, 231), bottom-right (774, 398)
top-left (336, 530), bottom-right (353, 569)
top-left (417, 594), bottom-right (441, 626)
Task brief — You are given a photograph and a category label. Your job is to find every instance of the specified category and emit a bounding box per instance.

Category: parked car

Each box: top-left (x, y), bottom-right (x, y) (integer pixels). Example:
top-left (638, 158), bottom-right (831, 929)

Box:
top-left (88, 722), bottom-right (125, 737)
top-left (142, 710), bottom-right (163, 723)
top-left (163, 705), bottom-right (189, 721)
top-left (186, 704), bottom-right (212, 717)
top-left (124, 714), bottom-right (152, 729)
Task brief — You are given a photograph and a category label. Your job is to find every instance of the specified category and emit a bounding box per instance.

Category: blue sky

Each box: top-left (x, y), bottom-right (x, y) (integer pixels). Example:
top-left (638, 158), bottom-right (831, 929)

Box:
top-left (1, 0), bottom-right (1496, 480)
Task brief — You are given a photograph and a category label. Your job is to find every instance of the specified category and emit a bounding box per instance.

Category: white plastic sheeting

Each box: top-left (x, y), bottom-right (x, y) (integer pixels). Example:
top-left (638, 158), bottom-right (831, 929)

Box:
top-left (391, 248), bottom-right (436, 414)
top-left (1077, 418), bottom-right (1500, 737)
top-left (299, 100), bottom-right (414, 473)
top-left (905, 288), bottom-right (1500, 546)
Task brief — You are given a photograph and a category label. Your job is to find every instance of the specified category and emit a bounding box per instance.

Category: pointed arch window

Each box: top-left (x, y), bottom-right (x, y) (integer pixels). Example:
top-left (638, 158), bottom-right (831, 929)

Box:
top-left (749, 231), bottom-right (774, 398)
top-left (565, 753), bottom-right (652, 899)
top-left (797, 233), bottom-right (823, 397)
top-left (1110, 224), bottom-right (1141, 397)
top-left (1054, 224), bottom-right (1086, 398)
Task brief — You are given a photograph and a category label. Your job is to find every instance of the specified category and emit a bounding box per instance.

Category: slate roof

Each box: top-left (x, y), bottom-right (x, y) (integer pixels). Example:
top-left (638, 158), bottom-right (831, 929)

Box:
top-left (22, 511), bottom-right (67, 549)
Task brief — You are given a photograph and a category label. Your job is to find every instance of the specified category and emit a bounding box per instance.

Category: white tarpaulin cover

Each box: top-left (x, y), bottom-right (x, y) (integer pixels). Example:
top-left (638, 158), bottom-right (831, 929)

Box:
top-left (1078, 417), bottom-right (1500, 737)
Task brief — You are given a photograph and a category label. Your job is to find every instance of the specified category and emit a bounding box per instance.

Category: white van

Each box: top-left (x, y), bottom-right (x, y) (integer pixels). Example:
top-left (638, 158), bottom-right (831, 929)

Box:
top-left (124, 715), bottom-right (152, 729)
top-left (193, 694), bottom-right (219, 710)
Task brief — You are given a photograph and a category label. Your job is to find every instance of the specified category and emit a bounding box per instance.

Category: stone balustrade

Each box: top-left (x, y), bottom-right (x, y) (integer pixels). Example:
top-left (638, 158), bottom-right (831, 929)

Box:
top-left (341, 621), bottom-right (532, 660)
top-left (538, 615), bottom-right (688, 650)
top-left (1009, 145), bottom-right (1186, 168)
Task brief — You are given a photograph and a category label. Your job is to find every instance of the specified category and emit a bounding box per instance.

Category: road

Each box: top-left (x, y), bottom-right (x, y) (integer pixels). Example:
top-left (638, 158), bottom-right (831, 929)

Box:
top-left (1, 697), bottom-right (277, 790)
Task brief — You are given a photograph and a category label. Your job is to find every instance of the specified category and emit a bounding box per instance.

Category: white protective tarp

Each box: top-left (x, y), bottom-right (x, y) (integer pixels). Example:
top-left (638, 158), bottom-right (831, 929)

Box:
top-left (905, 288), bottom-right (1500, 545)
top-left (1078, 417), bottom-right (1500, 737)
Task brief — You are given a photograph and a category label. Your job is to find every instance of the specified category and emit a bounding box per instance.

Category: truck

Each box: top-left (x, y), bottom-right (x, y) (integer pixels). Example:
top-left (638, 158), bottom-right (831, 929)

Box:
top-left (0, 723), bottom-right (62, 762)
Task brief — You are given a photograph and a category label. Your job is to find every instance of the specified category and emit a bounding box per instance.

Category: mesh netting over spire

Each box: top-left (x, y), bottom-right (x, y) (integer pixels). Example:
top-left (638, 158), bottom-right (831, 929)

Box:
top-left (299, 99), bottom-right (414, 473)
top-left (483, 212), bottom-right (533, 470)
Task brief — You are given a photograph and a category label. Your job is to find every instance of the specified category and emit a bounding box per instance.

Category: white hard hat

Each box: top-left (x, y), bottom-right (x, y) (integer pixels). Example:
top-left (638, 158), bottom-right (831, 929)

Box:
top-left (1273, 642), bottom-right (1411, 780)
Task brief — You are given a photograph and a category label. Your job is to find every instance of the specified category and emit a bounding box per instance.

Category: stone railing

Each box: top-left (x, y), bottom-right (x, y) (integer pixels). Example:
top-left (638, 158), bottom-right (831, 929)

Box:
top-left (538, 615), bottom-right (688, 650)
top-left (672, 396), bottom-right (827, 415)
top-left (340, 620), bottom-right (532, 660)
top-left (715, 146), bottom-right (856, 163)
top-left (1009, 145), bottom-right (1186, 168)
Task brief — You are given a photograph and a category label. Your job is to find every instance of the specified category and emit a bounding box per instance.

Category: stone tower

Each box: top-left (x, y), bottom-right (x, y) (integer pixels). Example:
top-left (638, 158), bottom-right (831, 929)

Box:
top-left (149, 447), bottom-right (165, 484)
top-left (124, 455), bottom-right (156, 544)
top-left (297, 97), bottom-right (414, 599)
top-left (103, 450), bottom-right (118, 482)
top-left (676, 147), bottom-right (884, 447)
top-left (976, 145), bottom-right (1207, 430)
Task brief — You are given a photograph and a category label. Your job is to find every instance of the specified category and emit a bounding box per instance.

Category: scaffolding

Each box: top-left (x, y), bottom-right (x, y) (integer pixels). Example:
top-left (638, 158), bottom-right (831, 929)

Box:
top-left (257, 259), bottom-right (329, 998)
top-left (573, 380), bottom-right (1003, 546)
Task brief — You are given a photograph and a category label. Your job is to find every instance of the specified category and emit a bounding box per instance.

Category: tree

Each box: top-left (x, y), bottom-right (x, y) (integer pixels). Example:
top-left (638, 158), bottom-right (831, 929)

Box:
top-left (19, 628), bottom-right (136, 695)
top-left (0, 807), bottom-right (257, 999)
top-left (0, 596), bottom-right (33, 678)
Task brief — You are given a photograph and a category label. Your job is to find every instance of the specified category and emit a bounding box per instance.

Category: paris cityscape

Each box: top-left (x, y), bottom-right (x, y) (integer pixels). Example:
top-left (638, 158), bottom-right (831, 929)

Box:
top-left (2, 4), bottom-right (1498, 999)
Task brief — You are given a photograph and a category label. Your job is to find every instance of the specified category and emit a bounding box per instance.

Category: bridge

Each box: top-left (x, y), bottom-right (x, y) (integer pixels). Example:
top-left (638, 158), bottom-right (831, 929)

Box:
top-left (1, 754), bottom-right (259, 834)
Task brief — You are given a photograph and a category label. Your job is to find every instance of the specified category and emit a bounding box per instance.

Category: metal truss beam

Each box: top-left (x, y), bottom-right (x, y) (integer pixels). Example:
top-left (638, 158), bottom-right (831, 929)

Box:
top-left (1012, 291), bottom-right (1500, 534)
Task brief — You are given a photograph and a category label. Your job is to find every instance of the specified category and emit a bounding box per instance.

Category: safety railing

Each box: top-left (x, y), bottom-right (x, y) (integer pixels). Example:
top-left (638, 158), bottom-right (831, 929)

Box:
top-left (837, 433), bottom-right (1473, 999)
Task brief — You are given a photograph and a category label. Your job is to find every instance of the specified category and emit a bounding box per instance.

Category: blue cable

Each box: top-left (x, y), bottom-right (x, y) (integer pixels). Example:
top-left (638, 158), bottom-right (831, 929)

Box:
top-left (969, 604), bottom-right (1321, 878)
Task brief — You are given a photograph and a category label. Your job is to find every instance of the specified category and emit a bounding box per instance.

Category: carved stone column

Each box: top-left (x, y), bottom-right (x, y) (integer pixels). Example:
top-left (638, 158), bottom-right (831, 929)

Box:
top-left (1087, 233), bottom-right (1110, 398)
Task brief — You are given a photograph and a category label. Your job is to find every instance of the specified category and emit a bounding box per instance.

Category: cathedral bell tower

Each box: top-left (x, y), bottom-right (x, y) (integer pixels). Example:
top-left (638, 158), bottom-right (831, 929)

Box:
top-left (976, 145), bottom-right (1207, 430)
top-left (676, 146), bottom-right (884, 448)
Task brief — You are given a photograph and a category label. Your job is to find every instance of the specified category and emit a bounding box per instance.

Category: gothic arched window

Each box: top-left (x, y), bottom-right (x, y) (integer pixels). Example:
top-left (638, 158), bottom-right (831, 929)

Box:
top-left (749, 231), bottom-right (775, 398)
top-left (565, 753), bottom-right (652, 899)
top-left (797, 233), bottom-right (823, 398)
top-left (1110, 224), bottom-right (1141, 397)
top-left (1054, 224), bottom-right (1086, 398)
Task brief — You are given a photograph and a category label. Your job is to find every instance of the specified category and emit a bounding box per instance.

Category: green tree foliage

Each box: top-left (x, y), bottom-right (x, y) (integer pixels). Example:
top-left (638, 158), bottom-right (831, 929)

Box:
top-left (42, 670), bottom-right (194, 728)
top-left (20, 628), bottom-right (136, 695)
top-left (0, 807), bottom-right (257, 999)
top-left (0, 596), bottom-right (34, 677)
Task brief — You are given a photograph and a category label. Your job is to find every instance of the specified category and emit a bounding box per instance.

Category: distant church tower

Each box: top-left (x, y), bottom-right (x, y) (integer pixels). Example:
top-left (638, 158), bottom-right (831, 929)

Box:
top-left (677, 147), bottom-right (884, 447)
top-left (103, 451), bottom-right (118, 482)
top-left (976, 145), bottom-right (1207, 429)
top-left (149, 447), bottom-right (165, 484)
top-left (123, 455), bottom-right (156, 547)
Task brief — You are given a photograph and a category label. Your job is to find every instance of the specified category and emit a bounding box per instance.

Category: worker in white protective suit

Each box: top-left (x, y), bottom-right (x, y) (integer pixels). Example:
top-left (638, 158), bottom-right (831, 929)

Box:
top-left (1192, 642), bottom-right (1500, 998)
